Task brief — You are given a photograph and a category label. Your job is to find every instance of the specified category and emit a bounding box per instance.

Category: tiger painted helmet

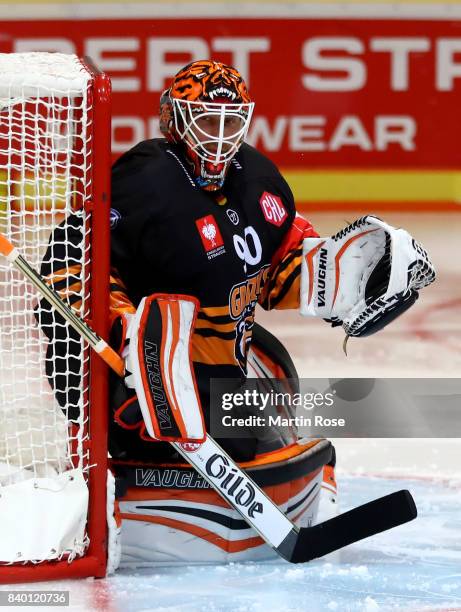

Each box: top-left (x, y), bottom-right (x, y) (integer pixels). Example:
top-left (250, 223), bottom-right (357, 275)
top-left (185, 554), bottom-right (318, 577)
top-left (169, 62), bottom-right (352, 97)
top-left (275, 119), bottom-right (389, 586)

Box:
top-left (159, 60), bottom-right (254, 191)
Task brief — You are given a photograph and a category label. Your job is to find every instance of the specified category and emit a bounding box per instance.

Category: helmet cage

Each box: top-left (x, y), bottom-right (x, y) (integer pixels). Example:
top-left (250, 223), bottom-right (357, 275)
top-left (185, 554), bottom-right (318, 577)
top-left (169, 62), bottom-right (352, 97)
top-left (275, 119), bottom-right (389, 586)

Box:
top-left (171, 98), bottom-right (255, 165)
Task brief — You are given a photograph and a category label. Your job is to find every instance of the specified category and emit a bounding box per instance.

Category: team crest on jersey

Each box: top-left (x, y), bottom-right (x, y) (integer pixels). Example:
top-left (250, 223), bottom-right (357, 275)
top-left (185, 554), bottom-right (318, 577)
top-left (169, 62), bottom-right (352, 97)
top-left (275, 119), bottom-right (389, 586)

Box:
top-left (259, 192), bottom-right (287, 227)
top-left (195, 215), bottom-right (226, 260)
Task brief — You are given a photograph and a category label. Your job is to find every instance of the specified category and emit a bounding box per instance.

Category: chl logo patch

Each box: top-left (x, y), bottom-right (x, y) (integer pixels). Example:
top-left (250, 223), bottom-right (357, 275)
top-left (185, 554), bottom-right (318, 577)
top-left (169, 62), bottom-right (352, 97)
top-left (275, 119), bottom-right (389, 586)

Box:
top-left (259, 192), bottom-right (287, 227)
top-left (195, 215), bottom-right (226, 260)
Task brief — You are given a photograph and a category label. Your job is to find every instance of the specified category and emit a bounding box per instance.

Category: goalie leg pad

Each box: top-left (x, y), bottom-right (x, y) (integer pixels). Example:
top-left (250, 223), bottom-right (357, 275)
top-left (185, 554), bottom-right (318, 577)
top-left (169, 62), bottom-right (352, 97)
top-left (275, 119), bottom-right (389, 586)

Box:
top-left (113, 438), bottom-right (332, 567)
top-left (126, 294), bottom-right (205, 443)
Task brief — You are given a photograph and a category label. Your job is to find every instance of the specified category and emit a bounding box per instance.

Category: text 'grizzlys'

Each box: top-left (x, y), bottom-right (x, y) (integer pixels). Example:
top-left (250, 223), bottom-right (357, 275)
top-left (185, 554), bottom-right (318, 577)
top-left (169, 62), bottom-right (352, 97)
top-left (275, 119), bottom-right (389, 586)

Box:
top-left (229, 266), bottom-right (270, 320)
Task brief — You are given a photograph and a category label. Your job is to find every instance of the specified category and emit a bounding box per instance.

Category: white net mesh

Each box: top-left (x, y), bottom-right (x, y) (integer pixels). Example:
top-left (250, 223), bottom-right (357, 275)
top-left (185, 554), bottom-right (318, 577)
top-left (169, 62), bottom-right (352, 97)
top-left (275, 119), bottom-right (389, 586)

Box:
top-left (0, 54), bottom-right (93, 548)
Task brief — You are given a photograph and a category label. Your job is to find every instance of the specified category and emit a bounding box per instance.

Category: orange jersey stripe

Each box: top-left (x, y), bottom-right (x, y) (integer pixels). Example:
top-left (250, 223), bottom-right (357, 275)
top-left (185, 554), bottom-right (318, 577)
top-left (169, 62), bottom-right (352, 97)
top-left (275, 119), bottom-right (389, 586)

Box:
top-left (110, 268), bottom-right (129, 290)
top-left (109, 292), bottom-right (136, 315)
top-left (55, 281), bottom-right (82, 299)
top-left (195, 319), bottom-right (235, 333)
top-left (192, 335), bottom-right (237, 366)
top-left (200, 305), bottom-right (229, 317)
top-left (71, 299), bottom-right (83, 313)
top-left (44, 264), bottom-right (82, 286)
top-left (265, 259), bottom-right (302, 310)
top-left (109, 266), bottom-right (136, 323)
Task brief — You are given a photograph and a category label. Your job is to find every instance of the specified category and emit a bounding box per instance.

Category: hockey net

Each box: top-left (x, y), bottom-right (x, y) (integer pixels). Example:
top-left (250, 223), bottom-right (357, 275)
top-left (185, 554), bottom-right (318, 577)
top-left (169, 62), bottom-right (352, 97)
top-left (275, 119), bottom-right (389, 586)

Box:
top-left (0, 53), bottom-right (110, 581)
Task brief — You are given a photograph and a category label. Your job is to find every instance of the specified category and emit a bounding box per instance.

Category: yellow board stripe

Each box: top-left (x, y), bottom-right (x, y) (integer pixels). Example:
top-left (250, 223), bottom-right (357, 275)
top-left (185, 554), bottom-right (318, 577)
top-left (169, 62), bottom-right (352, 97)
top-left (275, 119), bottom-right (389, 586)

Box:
top-left (282, 170), bottom-right (461, 203)
top-left (3, 167), bottom-right (460, 207)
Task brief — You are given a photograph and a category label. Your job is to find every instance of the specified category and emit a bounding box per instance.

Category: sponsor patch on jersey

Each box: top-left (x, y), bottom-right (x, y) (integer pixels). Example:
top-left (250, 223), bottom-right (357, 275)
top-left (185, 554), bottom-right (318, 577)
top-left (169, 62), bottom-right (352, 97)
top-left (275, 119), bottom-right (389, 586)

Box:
top-left (259, 192), bottom-right (287, 227)
top-left (110, 208), bottom-right (122, 229)
top-left (195, 215), bottom-right (226, 260)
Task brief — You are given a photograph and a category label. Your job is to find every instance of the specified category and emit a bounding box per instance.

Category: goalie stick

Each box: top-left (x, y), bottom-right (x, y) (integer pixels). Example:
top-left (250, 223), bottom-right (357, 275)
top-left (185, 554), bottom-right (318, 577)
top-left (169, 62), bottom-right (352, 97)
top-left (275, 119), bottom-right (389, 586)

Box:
top-left (0, 233), bottom-right (417, 563)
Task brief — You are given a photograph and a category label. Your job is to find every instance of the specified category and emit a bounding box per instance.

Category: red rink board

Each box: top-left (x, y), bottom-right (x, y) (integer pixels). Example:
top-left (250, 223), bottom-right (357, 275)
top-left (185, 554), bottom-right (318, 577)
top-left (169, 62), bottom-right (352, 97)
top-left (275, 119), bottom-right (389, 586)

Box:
top-left (1, 18), bottom-right (460, 182)
top-left (0, 16), bottom-right (461, 210)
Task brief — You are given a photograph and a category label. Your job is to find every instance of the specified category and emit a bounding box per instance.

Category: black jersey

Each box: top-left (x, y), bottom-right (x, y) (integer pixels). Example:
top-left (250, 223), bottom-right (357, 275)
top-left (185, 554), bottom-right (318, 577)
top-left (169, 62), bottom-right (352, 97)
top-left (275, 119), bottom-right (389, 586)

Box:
top-left (110, 139), bottom-right (309, 392)
top-left (38, 138), bottom-right (317, 461)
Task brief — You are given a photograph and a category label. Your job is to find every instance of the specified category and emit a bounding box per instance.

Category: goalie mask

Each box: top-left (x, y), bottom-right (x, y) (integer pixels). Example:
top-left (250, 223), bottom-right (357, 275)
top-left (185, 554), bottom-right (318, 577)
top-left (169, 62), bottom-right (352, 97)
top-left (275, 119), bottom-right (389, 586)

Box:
top-left (159, 60), bottom-right (254, 191)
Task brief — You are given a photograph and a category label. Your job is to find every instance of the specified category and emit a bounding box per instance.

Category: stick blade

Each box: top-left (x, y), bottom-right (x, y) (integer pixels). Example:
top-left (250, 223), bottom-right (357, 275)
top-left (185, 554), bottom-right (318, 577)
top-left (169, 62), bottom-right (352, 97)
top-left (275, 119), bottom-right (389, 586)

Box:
top-left (287, 489), bottom-right (417, 563)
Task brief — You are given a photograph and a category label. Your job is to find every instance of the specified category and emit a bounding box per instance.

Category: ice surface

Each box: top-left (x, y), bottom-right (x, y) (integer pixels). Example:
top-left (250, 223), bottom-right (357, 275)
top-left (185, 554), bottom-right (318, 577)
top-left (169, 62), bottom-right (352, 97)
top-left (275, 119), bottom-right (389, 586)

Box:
top-left (1, 474), bottom-right (459, 612)
top-left (107, 471), bottom-right (461, 612)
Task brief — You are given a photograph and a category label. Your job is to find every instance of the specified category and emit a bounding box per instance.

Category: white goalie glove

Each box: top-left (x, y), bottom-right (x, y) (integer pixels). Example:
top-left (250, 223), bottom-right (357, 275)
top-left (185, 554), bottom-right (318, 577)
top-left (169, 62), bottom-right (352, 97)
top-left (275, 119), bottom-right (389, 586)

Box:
top-left (300, 215), bottom-right (436, 338)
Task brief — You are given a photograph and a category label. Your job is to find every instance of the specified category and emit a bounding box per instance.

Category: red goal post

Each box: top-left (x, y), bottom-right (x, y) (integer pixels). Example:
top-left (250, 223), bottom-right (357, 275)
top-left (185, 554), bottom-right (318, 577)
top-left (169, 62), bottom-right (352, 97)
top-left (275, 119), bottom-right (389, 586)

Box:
top-left (0, 53), bottom-right (111, 582)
